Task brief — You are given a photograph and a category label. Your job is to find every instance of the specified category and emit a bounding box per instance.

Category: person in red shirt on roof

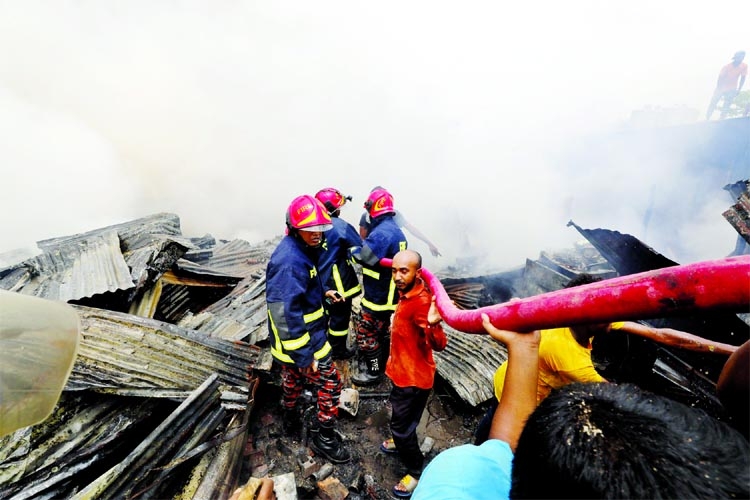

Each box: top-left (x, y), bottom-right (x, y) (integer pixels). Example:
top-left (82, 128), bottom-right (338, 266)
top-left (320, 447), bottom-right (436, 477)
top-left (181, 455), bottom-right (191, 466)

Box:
top-left (380, 249), bottom-right (448, 499)
top-left (706, 50), bottom-right (747, 120)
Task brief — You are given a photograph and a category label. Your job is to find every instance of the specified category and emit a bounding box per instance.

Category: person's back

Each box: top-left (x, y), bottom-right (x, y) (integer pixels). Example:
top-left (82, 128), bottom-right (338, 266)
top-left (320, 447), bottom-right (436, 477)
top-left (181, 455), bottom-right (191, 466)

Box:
top-left (351, 188), bottom-right (407, 386)
top-left (511, 382), bottom-right (750, 499)
top-left (494, 325), bottom-right (607, 405)
top-left (360, 214), bottom-right (407, 310)
top-left (315, 188), bottom-right (363, 359)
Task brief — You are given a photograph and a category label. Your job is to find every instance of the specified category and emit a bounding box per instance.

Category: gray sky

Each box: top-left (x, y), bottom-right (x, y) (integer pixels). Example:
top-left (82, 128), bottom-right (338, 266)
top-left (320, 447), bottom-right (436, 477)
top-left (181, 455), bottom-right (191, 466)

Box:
top-left (0, 1), bottom-right (748, 270)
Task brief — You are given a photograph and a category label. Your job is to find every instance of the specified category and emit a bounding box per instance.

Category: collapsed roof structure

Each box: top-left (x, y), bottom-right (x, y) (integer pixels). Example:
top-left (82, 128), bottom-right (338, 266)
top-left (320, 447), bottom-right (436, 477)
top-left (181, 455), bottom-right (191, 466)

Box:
top-left (1, 119), bottom-right (748, 498)
top-left (1, 203), bottom-right (748, 499)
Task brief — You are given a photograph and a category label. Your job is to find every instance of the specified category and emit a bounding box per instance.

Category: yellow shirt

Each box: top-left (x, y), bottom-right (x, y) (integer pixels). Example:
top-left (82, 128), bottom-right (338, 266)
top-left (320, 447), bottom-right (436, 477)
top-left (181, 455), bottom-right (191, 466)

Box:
top-left (493, 323), bottom-right (623, 404)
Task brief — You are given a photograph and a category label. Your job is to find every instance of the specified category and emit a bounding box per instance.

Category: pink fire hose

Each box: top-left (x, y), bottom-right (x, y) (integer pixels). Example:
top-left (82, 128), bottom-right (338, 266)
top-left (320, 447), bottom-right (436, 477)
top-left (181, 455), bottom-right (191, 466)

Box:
top-left (380, 255), bottom-right (750, 351)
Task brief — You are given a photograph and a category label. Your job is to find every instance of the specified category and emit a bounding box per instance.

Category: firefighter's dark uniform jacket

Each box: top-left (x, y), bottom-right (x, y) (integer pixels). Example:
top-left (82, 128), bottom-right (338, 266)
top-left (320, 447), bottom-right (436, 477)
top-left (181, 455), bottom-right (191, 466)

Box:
top-left (354, 214), bottom-right (407, 314)
top-left (318, 216), bottom-right (362, 299)
top-left (266, 234), bottom-right (331, 367)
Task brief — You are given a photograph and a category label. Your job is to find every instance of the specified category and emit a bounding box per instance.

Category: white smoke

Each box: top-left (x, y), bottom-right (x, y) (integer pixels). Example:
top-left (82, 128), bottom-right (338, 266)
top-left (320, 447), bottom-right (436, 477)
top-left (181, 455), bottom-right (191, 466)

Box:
top-left (0, 1), bottom-right (747, 269)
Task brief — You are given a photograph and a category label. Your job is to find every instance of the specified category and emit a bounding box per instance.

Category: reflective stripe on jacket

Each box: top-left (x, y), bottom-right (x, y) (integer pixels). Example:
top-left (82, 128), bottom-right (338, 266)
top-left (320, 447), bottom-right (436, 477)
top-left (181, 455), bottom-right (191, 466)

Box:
top-left (355, 215), bottom-right (407, 313)
top-left (318, 217), bottom-right (362, 298)
top-left (266, 235), bottom-right (331, 367)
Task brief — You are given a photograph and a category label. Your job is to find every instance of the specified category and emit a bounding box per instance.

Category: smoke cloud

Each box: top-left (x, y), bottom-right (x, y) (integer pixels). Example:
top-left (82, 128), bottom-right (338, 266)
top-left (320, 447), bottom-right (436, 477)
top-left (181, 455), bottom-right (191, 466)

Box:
top-left (0, 1), bottom-right (747, 270)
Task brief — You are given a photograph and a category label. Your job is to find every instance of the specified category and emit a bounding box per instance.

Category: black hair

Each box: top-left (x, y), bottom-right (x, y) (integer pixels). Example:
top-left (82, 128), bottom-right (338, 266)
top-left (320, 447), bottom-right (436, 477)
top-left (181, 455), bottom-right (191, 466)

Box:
top-left (510, 382), bottom-right (750, 499)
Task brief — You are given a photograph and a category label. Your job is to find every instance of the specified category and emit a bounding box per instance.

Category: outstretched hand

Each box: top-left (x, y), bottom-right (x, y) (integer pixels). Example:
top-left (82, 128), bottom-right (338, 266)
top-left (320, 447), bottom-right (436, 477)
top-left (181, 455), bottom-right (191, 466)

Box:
top-left (428, 244), bottom-right (442, 257)
top-left (481, 313), bottom-right (540, 349)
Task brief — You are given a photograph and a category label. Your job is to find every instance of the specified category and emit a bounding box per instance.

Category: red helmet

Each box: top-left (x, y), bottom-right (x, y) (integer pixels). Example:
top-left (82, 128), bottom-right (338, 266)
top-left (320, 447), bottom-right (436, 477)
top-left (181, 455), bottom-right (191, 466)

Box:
top-left (364, 188), bottom-right (395, 218)
top-left (286, 195), bottom-right (333, 232)
top-left (315, 187), bottom-right (350, 214)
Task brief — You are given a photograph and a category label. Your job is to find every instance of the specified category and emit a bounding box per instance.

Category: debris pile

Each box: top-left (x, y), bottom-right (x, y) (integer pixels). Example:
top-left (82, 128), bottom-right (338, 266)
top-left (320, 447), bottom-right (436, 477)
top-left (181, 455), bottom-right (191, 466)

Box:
top-left (1, 189), bottom-right (748, 499)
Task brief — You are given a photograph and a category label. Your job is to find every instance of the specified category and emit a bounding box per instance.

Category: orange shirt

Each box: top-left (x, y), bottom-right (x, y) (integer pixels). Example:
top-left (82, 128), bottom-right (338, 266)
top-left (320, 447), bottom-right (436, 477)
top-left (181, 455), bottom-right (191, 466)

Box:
top-left (717, 62), bottom-right (748, 93)
top-left (385, 279), bottom-right (447, 389)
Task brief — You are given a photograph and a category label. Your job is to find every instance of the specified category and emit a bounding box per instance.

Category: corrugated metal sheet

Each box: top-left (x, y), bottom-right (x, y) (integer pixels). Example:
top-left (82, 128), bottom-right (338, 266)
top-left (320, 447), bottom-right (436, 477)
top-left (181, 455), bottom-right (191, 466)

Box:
top-left (0, 218), bottom-right (306, 498)
top-left (566, 219), bottom-right (677, 276)
top-left (183, 238), bottom-right (278, 279)
top-left (157, 283), bottom-right (199, 323)
top-left (171, 258), bottom-right (246, 282)
top-left (36, 212), bottom-right (183, 251)
top-left (68, 305), bottom-right (260, 396)
top-left (0, 213), bottom-right (195, 303)
top-left (434, 325), bottom-right (507, 406)
top-left (0, 230), bottom-right (134, 301)
top-left (0, 393), bottom-right (162, 498)
top-left (0, 374), bottom-right (257, 499)
top-left (179, 274), bottom-right (269, 346)
top-left (69, 375), bottom-right (240, 499)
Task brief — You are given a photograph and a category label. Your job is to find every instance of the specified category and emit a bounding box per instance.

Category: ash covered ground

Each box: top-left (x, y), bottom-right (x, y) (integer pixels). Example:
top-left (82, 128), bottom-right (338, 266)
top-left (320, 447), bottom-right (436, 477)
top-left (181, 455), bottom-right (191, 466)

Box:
top-left (242, 357), bottom-right (486, 499)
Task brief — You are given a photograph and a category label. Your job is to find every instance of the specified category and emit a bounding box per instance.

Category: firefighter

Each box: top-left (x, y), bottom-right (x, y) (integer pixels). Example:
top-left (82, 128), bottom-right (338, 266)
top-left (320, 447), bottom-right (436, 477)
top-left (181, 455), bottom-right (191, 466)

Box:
top-left (314, 187), bottom-right (363, 359)
top-left (359, 185), bottom-right (441, 257)
top-left (265, 194), bottom-right (351, 463)
top-left (350, 187), bottom-right (407, 386)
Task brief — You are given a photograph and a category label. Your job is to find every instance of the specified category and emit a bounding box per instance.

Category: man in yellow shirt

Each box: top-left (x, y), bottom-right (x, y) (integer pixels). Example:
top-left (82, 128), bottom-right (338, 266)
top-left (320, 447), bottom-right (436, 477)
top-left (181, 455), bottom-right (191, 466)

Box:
top-left (475, 272), bottom-right (740, 445)
top-left (493, 322), bottom-right (624, 404)
top-left (472, 274), bottom-right (613, 444)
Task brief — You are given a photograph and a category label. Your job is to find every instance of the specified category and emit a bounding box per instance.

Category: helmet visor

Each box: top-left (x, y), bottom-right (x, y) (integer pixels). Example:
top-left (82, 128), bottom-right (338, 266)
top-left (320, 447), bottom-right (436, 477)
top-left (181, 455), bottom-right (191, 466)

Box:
top-left (299, 223), bottom-right (333, 232)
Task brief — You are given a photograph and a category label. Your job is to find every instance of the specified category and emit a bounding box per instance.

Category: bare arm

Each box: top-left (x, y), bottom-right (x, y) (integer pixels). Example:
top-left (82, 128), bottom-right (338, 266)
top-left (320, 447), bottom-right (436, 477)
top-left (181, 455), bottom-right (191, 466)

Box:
top-left (483, 313), bottom-right (540, 452)
top-left (402, 220), bottom-right (441, 257)
top-left (615, 321), bottom-right (738, 356)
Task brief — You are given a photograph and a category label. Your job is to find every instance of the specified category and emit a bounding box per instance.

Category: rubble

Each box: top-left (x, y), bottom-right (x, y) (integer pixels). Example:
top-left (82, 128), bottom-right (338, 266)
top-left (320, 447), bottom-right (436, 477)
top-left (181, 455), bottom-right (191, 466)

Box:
top-left (1, 176), bottom-right (748, 498)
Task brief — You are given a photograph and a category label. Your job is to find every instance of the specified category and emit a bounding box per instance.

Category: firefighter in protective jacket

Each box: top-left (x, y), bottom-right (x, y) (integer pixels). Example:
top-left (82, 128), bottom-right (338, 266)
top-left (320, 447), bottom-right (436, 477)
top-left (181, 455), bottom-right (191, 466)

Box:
top-left (315, 187), bottom-right (363, 359)
top-left (265, 194), bottom-right (351, 463)
top-left (350, 187), bottom-right (407, 386)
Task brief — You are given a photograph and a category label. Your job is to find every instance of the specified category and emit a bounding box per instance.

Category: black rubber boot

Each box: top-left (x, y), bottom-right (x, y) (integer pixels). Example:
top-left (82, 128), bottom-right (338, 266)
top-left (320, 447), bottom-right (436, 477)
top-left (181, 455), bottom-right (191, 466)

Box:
top-left (310, 421), bottom-right (351, 463)
top-left (351, 350), bottom-right (383, 386)
top-left (330, 337), bottom-right (355, 360)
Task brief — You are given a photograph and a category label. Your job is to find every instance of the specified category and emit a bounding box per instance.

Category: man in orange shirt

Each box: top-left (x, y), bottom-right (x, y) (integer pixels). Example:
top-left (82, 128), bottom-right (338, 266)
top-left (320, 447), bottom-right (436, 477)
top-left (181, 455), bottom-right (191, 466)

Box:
top-left (706, 50), bottom-right (747, 120)
top-left (382, 250), bottom-right (447, 498)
